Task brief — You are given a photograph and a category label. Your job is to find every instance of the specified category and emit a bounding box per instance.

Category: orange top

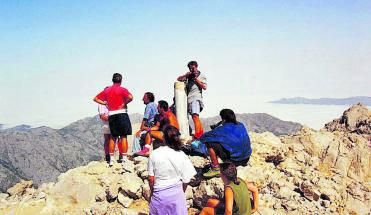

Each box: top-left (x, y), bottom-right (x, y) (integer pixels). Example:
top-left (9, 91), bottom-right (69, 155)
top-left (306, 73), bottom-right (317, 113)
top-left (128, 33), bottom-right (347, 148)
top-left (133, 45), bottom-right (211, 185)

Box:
top-left (165, 111), bottom-right (179, 130)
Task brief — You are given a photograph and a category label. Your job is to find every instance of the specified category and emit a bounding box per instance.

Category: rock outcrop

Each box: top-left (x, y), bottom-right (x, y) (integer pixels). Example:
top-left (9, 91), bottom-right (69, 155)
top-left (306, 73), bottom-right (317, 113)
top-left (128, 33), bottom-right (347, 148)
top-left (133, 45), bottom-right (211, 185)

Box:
top-left (325, 103), bottom-right (371, 134)
top-left (0, 113), bottom-right (302, 193)
top-left (0, 104), bottom-right (369, 214)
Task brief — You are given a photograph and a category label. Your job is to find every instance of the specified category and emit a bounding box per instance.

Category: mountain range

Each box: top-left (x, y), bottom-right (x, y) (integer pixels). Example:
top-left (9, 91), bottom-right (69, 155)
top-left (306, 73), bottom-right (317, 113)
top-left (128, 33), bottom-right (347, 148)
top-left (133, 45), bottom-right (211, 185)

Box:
top-left (1, 104), bottom-right (369, 214)
top-left (0, 112), bottom-right (301, 192)
top-left (270, 96), bottom-right (371, 106)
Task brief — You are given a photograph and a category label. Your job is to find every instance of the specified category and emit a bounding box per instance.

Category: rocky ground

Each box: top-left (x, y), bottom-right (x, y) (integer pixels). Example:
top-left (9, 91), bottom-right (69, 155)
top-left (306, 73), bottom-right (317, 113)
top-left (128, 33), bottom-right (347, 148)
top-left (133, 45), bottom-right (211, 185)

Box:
top-left (0, 104), bottom-right (370, 215)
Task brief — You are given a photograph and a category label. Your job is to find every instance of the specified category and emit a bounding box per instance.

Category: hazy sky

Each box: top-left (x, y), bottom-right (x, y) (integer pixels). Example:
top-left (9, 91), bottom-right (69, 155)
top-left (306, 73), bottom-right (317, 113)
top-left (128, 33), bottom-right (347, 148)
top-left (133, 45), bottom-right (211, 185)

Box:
top-left (1, 1), bottom-right (370, 128)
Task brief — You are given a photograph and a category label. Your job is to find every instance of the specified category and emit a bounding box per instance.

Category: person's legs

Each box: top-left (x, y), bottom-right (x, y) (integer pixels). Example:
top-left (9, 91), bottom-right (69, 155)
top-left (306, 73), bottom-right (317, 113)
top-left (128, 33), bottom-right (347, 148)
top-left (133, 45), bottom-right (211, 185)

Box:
top-left (199, 207), bottom-right (215, 215)
top-left (136, 131), bottom-right (163, 156)
top-left (104, 134), bottom-right (110, 162)
top-left (117, 136), bottom-right (129, 162)
top-left (208, 147), bottom-right (219, 167)
top-left (204, 142), bottom-right (230, 178)
top-left (107, 137), bottom-right (115, 166)
top-left (192, 114), bottom-right (204, 139)
top-left (200, 199), bottom-right (221, 215)
top-left (150, 131), bottom-right (164, 141)
top-left (206, 198), bottom-right (220, 207)
top-left (190, 101), bottom-right (204, 139)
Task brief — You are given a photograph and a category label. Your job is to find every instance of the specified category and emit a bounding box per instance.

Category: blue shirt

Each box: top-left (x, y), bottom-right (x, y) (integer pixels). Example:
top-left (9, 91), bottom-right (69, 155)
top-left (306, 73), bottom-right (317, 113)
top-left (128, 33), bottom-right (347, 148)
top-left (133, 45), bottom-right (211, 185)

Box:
top-left (200, 122), bottom-right (252, 161)
top-left (143, 102), bottom-right (158, 126)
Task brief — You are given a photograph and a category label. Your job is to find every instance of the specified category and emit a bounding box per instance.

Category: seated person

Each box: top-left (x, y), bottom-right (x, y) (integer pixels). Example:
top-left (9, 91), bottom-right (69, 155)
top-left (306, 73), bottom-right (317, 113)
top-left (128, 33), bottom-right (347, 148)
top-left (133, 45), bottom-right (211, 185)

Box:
top-left (200, 162), bottom-right (259, 215)
top-left (200, 109), bottom-right (252, 178)
top-left (132, 92), bottom-right (158, 153)
top-left (136, 100), bottom-right (180, 156)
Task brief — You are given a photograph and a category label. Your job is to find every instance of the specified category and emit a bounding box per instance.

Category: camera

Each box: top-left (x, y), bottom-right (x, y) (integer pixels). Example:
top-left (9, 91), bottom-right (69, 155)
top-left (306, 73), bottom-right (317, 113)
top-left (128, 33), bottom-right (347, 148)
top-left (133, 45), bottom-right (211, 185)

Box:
top-left (210, 121), bottom-right (223, 130)
top-left (188, 72), bottom-right (196, 80)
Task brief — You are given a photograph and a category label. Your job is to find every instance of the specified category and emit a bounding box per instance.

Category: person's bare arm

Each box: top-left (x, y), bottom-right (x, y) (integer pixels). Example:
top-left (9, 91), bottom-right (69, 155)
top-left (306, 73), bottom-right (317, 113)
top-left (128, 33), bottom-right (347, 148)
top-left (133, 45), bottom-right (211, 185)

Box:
top-left (99, 114), bottom-right (109, 121)
top-left (182, 183), bottom-right (188, 192)
top-left (246, 181), bottom-right (259, 213)
top-left (148, 175), bottom-right (155, 200)
top-left (149, 121), bottom-right (160, 131)
top-left (224, 186), bottom-right (234, 215)
top-left (194, 77), bottom-right (207, 90)
top-left (94, 97), bottom-right (107, 106)
top-left (177, 72), bottom-right (191, 81)
top-left (126, 93), bottom-right (133, 104)
top-left (140, 119), bottom-right (150, 131)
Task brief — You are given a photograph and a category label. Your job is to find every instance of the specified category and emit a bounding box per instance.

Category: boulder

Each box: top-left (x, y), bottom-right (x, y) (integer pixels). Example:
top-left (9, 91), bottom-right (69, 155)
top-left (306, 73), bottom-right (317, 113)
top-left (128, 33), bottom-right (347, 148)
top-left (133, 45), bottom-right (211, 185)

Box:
top-left (117, 192), bottom-right (133, 208)
top-left (299, 181), bottom-right (320, 201)
top-left (7, 180), bottom-right (33, 196)
top-left (119, 173), bottom-right (143, 199)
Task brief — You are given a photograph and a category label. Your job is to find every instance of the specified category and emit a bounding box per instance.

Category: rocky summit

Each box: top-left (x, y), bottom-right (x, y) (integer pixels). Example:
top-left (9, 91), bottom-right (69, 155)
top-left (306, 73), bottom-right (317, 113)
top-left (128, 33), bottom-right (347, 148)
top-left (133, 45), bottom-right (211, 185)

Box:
top-left (0, 104), bottom-right (370, 215)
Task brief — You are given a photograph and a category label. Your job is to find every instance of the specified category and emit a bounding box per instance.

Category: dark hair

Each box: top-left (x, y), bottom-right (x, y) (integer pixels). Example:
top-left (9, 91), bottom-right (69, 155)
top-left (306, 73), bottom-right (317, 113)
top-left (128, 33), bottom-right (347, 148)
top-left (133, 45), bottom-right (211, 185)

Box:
top-left (220, 109), bottom-right (237, 124)
top-left (220, 162), bottom-right (240, 185)
top-left (158, 100), bottom-right (169, 111)
top-left (112, 73), bottom-right (122, 83)
top-left (163, 126), bottom-right (182, 151)
top-left (145, 92), bottom-right (155, 102)
top-left (187, 61), bottom-right (198, 68)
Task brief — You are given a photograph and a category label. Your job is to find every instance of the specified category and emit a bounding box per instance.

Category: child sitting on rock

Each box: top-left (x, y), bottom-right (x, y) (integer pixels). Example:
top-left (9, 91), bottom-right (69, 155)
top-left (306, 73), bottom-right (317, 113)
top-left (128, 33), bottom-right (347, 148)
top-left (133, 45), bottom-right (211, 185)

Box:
top-left (200, 162), bottom-right (259, 215)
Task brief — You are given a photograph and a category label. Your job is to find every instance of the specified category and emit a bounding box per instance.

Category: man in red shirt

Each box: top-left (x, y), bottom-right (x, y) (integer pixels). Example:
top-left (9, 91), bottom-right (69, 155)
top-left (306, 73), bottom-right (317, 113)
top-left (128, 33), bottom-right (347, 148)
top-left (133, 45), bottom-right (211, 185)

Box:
top-left (94, 73), bottom-right (133, 165)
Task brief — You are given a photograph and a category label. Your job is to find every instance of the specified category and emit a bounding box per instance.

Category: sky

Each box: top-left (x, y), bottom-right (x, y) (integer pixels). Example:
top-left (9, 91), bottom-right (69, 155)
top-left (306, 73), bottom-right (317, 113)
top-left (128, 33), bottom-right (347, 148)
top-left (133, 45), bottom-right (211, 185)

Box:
top-left (0, 0), bottom-right (370, 128)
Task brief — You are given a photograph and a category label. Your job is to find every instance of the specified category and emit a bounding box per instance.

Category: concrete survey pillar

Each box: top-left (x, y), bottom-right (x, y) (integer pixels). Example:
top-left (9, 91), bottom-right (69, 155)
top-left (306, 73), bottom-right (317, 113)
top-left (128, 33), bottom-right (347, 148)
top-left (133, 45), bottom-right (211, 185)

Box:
top-left (174, 82), bottom-right (191, 142)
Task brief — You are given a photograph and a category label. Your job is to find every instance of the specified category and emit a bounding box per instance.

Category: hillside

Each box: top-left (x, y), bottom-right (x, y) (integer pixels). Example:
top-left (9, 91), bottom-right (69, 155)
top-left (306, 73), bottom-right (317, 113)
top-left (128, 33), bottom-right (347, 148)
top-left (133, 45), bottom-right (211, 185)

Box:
top-left (270, 96), bottom-right (371, 106)
top-left (0, 104), bottom-right (369, 214)
top-left (0, 113), bottom-right (301, 192)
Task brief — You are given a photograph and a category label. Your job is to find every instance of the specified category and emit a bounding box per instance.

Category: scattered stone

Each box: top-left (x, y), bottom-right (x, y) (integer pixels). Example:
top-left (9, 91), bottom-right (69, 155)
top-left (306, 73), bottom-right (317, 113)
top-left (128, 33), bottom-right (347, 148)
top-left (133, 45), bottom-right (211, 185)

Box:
top-left (189, 156), bottom-right (209, 168)
top-left (300, 182), bottom-right (320, 201)
top-left (105, 187), bottom-right (118, 203)
top-left (321, 200), bottom-right (331, 208)
top-left (119, 173), bottom-right (143, 199)
top-left (36, 191), bottom-right (47, 200)
top-left (122, 160), bottom-right (135, 173)
top-left (89, 201), bottom-right (109, 215)
top-left (95, 192), bottom-right (106, 202)
top-left (265, 154), bottom-right (284, 166)
top-left (117, 193), bottom-right (133, 208)
top-left (7, 180), bottom-right (33, 196)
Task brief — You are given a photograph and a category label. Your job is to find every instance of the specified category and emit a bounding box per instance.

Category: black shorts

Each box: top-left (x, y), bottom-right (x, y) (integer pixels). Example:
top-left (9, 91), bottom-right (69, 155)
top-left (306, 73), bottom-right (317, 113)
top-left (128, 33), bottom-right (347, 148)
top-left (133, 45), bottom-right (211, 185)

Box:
top-left (108, 113), bottom-right (132, 138)
top-left (205, 142), bottom-right (250, 167)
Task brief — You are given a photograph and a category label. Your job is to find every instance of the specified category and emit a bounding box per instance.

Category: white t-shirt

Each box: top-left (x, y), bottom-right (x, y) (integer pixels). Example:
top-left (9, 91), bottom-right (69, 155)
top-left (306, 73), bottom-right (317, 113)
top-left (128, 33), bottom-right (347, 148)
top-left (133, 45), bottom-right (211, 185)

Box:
top-left (148, 146), bottom-right (196, 189)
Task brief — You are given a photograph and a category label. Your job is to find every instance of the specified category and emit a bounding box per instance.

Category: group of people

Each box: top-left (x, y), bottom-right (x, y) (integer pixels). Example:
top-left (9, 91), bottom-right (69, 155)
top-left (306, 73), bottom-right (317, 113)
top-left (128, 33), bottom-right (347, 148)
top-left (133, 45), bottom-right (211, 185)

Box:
top-left (93, 61), bottom-right (259, 215)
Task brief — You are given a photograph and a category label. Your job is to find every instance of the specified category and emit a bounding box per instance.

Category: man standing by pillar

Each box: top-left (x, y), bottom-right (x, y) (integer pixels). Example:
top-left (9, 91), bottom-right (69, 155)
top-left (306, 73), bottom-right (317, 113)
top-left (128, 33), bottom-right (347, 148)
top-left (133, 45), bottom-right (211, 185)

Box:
top-left (177, 61), bottom-right (207, 139)
top-left (94, 73), bottom-right (133, 166)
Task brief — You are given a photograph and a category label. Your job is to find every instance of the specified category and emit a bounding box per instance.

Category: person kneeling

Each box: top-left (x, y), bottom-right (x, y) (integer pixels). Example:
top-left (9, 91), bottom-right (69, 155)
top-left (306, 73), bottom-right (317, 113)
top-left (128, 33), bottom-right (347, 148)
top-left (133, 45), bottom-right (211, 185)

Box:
top-left (200, 162), bottom-right (259, 215)
top-left (200, 109), bottom-right (252, 178)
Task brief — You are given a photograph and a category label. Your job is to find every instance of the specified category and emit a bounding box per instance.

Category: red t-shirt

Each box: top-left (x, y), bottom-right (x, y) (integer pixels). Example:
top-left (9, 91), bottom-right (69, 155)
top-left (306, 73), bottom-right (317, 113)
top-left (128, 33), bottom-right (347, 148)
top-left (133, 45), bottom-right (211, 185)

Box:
top-left (96, 84), bottom-right (131, 111)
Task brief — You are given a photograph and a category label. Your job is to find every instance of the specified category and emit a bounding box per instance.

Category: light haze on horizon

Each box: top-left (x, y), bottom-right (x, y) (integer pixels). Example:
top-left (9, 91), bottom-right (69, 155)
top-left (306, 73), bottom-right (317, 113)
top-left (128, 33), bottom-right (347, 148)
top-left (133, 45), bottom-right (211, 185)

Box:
top-left (0, 1), bottom-right (370, 128)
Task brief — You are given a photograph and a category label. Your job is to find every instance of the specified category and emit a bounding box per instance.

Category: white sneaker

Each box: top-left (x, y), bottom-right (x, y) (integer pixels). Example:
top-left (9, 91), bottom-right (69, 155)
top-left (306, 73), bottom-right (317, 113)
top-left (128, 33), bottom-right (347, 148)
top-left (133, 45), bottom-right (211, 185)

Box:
top-left (108, 155), bottom-right (114, 167)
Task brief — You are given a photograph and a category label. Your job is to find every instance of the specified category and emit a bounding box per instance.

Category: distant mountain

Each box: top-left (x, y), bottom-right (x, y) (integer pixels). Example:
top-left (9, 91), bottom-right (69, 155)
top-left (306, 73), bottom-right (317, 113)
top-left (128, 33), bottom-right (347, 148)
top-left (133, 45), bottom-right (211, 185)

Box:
top-left (6, 124), bottom-right (32, 132)
top-left (0, 112), bottom-right (301, 192)
top-left (201, 113), bottom-right (302, 136)
top-left (270, 96), bottom-right (371, 106)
